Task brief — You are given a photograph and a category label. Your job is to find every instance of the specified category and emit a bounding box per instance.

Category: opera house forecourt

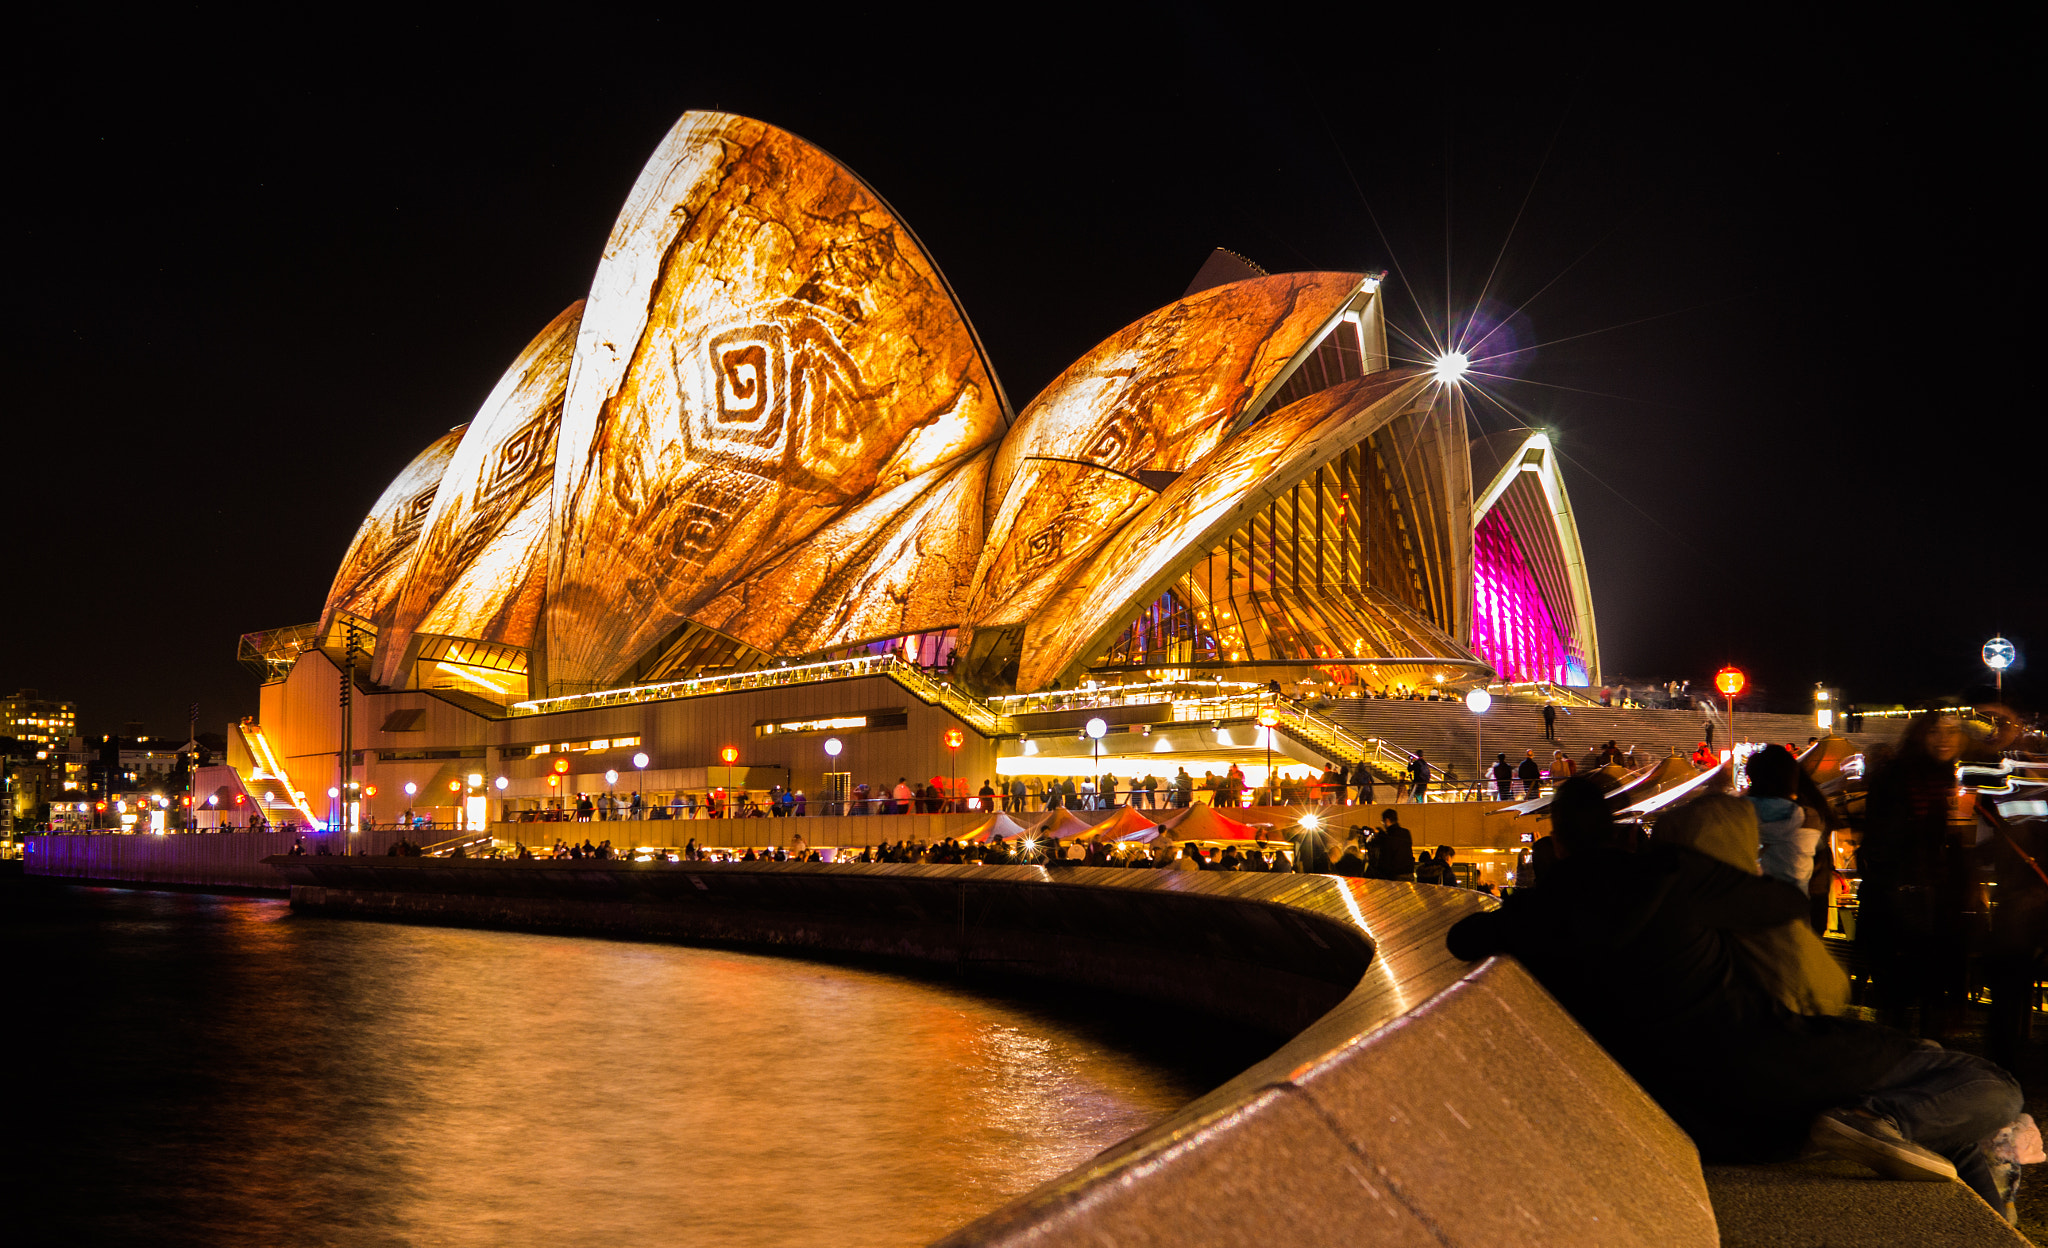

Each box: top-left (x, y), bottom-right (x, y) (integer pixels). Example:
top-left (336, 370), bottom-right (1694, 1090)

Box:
top-left (230, 109), bottom-right (1612, 840)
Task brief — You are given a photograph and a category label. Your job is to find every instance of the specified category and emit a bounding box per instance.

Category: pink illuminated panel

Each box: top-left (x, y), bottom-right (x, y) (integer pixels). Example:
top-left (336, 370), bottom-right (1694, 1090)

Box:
top-left (1471, 509), bottom-right (1580, 685)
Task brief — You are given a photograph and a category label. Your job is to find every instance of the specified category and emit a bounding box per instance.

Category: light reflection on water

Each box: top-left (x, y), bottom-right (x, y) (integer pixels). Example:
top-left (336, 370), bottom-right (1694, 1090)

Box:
top-left (8, 882), bottom-right (1248, 1247)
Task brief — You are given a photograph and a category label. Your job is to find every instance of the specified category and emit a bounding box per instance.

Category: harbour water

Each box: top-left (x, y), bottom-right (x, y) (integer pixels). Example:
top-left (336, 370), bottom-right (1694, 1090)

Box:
top-left (5, 876), bottom-right (1264, 1246)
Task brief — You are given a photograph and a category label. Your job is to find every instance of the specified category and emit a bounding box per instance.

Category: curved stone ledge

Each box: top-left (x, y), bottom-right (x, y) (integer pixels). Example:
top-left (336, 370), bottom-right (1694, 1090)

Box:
top-left (266, 858), bottom-right (1720, 1245)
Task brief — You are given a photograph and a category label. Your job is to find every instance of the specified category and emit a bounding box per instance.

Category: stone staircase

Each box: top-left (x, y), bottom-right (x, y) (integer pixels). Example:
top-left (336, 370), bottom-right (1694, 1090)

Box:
top-left (1301, 697), bottom-right (1902, 783)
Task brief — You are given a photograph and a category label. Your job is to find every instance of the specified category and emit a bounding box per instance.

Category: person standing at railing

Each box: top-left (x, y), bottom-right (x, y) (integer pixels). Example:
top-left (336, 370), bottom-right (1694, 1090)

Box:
top-left (1518, 750), bottom-right (1541, 798)
top-left (1352, 760), bottom-right (1375, 806)
top-left (1408, 752), bottom-right (1432, 802)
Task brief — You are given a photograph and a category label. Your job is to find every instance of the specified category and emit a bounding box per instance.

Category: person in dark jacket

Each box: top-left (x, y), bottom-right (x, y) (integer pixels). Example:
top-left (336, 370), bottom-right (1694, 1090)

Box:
top-left (1858, 711), bottom-right (1973, 1037)
top-left (1351, 760), bottom-right (1375, 805)
top-left (1517, 750), bottom-right (1542, 798)
top-left (1448, 776), bottom-right (2022, 1209)
top-left (1408, 752), bottom-right (1432, 801)
top-left (1491, 753), bottom-right (1514, 800)
top-left (1365, 809), bottom-right (1415, 880)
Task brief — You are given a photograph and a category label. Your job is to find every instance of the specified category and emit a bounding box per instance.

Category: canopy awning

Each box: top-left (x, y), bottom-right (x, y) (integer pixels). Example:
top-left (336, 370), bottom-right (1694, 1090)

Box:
top-left (960, 810), bottom-right (1034, 843)
top-left (1161, 802), bottom-right (1260, 841)
top-left (1081, 804), bottom-right (1172, 842)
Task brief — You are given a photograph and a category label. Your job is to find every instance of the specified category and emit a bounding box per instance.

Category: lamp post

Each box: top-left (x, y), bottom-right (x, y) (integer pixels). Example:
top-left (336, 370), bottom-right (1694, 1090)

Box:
top-left (1257, 707), bottom-right (1279, 806)
top-left (1715, 666), bottom-right (1746, 762)
top-left (404, 780), bottom-right (417, 827)
top-left (824, 737), bottom-right (843, 814)
top-left (1084, 719), bottom-right (1106, 810)
top-left (325, 787), bottom-right (337, 834)
top-left (605, 769), bottom-right (619, 821)
top-left (1465, 687), bottom-right (1492, 801)
top-left (632, 752), bottom-right (648, 819)
top-left (944, 729), bottom-right (964, 813)
top-left (494, 775), bottom-right (508, 825)
top-left (1984, 636), bottom-right (2016, 695)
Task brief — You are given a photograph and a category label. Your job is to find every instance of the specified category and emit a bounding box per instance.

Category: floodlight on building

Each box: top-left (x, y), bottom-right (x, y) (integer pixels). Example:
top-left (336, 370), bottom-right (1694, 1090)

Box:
top-left (1432, 351), bottom-right (1469, 383)
top-left (467, 773), bottom-right (484, 788)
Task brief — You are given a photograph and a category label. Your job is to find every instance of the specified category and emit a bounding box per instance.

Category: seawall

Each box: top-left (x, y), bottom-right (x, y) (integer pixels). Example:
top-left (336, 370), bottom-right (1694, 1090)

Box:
top-left (269, 856), bottom-right (1723, 1245)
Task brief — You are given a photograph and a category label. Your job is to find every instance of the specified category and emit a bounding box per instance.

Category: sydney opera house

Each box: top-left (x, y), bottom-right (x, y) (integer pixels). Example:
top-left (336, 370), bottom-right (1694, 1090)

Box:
top-left (230, 111), bottom-right (1600, 832)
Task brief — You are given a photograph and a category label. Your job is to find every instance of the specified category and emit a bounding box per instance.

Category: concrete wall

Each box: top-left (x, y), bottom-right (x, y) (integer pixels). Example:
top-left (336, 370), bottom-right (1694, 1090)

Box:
top-left (267, 858), bottom-right (1720, 1245)
top-left (24, 829), bottom-right (410, 890)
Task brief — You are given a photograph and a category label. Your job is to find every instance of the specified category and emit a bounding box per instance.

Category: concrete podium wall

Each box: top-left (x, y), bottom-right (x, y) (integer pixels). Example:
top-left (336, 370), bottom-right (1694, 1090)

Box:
top-left (24, 829), bottom-right (409, 891)
top-left (268, 858), bottom-right (1719, 1245)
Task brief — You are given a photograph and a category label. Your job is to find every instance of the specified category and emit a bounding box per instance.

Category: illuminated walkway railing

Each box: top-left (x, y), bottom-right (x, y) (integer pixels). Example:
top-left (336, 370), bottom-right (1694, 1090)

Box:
top-left (507, 654), bottom-right (1007, 735)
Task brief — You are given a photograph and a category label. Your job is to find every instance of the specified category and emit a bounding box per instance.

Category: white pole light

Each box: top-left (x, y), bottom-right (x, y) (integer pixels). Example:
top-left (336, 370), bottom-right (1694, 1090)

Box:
top-left (1085, 717), bottom-right (1108, 740)
top-left (633, 752), bottom-right (649, 769)
top-left (1464, 688), bottom-right (1492, 714)
top-left (824, 737), bottom-right (843, 757)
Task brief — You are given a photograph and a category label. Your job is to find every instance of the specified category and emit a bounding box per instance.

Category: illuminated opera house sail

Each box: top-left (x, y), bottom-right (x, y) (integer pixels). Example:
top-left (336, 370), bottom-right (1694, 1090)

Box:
top-left (295, 110), bottom-right (1600, 714)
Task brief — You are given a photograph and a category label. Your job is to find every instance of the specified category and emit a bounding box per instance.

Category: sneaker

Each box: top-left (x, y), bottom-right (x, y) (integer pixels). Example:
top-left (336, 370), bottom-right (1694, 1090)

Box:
top-left (1810, 1109), bottom-right (1958, 1182)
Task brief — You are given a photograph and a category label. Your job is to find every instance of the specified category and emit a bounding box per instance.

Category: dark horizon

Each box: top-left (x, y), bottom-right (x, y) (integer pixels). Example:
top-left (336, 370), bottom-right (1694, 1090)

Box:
top-left (6, 15), bottom-right (2037, 736)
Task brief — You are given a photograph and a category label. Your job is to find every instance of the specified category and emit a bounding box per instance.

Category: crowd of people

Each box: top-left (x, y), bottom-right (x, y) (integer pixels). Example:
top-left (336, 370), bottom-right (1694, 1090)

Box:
top-left (1450, 711), bottom-right (2046, 1222)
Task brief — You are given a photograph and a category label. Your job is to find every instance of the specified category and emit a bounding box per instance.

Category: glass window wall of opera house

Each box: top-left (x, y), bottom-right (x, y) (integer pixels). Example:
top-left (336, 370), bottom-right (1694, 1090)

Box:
top-left (226, 110), bottom-right (1602, 839)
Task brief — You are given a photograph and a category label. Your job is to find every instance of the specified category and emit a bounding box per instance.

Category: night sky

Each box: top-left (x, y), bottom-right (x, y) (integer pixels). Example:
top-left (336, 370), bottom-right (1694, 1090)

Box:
top-left (6, 13), bottom-right (2037, 737)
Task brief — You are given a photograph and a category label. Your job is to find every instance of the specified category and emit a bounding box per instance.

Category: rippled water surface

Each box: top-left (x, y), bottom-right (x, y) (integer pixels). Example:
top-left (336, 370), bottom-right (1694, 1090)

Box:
top-left (6, 878), bottom-right (1261, 1247)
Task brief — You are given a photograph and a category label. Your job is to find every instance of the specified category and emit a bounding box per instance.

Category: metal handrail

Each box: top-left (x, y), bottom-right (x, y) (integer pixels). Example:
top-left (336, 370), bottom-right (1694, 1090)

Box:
top-left (506, 654), bottom-right (1010, 736)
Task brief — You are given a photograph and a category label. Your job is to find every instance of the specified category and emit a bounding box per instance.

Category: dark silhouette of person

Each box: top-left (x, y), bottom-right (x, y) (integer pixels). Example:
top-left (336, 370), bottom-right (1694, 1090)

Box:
top-left (1408, 751), bottom-right (1431, 800)
top-left (1365, 809), bottom-right (1415, 880)
top-left (1449, 774), bottom-right (2021, 1208)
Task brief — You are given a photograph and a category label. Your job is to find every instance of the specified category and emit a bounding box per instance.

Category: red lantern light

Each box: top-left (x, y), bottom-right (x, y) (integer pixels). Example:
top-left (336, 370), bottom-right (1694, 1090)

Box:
top-left (364, 785), bottom-right (377, 798)
top-left (553, 758), bottom-right (570, 774)
top-left (449, 780), bottom-right (462, 793)
top-left (720, 747), bottom-right (738, 764)
top-left (944, 729), bottom-right (964, 750)
top-left (234, 794), bottom-right (245, 805)
top-left (547, 774), bottom-right (559, 789)
top-left (1715, 666), bottom-right (1746, 698)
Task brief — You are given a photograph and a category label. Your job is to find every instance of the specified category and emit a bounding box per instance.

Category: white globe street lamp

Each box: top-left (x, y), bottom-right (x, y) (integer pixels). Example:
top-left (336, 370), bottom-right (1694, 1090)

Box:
top-left (1466, 688), bottom-right (1493, 798)
top-left (1984, 636), bottom-right (2017, 694)
top-left (1085, 718), bottom-right (1108, 806)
